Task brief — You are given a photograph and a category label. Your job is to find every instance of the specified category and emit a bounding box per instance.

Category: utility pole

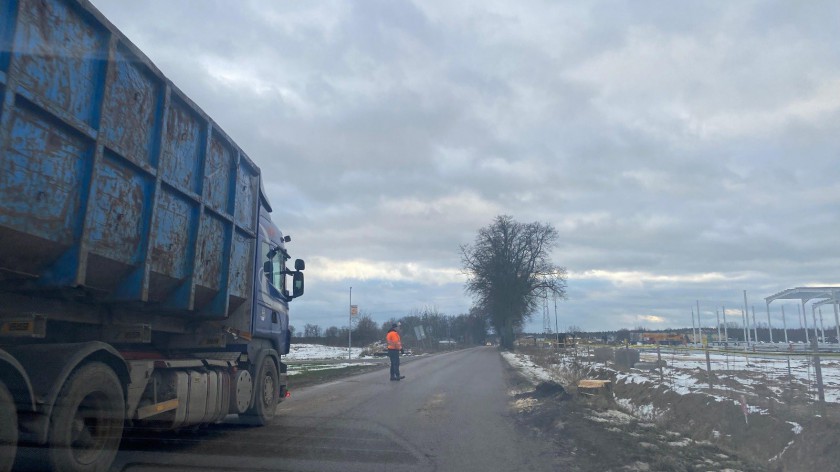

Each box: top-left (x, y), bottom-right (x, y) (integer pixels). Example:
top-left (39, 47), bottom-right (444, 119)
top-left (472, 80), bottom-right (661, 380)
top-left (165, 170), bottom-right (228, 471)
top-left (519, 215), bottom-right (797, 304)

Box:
top-left (554, 294), bottom-right (559, 350)
top-left (542, 296), bottom-right (551, 337)
top-left (766, 301), bottom-right (774, 343)
top-left (819, 307), bottom-right (826, 343)
top-left (716, 309), bottom-right (721, 344)
top-left (691, 307), bottom-right (697, 345)
top-left (751, 306), bottom-right (758, 343)
top-left (348, 286), bottom-right (352, 360)
top-left (722, 305), bottom-right (728, 345)
top-left (833, 294), bottom-right (840, 344)
top-left (781, 305), bottom-right (789, 344)
top-left (742, 291), bottom-right (750, 346)
top-left (741, 307), bottom-right (748, 346)
top-left (697, 300), bottom-right (702, 344)
top-left (799, 303), bottom-right (809, 344)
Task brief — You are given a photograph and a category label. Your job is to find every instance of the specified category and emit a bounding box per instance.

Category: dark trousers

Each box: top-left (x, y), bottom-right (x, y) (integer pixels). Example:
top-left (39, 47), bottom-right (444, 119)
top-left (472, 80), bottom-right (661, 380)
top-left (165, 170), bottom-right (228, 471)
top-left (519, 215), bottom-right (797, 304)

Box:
top-left (388, 349), bottom-right (400, 378)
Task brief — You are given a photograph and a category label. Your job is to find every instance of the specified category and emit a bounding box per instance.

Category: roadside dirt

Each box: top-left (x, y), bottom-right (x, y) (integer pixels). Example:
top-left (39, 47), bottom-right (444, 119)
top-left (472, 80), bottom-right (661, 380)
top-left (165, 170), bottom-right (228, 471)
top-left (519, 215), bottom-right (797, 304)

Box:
top-left (505, 356), bottom-right (766, 471)
top-left (510, 348), bottom-right (840, 472)
top-left (610, 379), bottom-right (840, 471)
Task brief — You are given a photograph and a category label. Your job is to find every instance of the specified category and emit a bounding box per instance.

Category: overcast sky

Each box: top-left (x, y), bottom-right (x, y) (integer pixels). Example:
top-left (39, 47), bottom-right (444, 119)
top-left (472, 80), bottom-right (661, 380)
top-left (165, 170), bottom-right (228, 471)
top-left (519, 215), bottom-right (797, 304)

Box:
top-left (92, 0), bottom-right (840, 333)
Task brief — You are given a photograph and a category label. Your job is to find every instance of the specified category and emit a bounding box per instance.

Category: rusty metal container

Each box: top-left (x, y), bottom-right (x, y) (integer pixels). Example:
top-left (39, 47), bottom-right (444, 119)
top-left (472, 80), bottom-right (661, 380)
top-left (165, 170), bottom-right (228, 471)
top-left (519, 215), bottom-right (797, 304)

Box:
top-left (0, 0), bottom-right (260, 318)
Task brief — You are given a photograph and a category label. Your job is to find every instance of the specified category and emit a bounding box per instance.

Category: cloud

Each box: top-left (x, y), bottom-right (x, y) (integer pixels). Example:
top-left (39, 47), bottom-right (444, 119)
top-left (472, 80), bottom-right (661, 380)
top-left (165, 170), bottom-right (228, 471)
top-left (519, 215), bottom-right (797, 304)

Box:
top-left (308, 256), bottom-right (464, 285)
top-left (570, 270), bottom-right (740, 288)
top-left (90, 0), bottom-right (840, 331)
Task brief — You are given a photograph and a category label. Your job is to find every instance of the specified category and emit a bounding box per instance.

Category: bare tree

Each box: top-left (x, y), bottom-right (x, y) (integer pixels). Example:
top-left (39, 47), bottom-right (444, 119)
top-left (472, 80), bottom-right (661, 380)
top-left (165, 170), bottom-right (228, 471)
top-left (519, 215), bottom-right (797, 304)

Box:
top-left (324, 326), bottom-right (339, 338)
top-left (304, 323), bottom-right (322, 338)
top-left (461, 215), bottom-right (567, 350)
top-left (352, 315), bottom-right (380, 346)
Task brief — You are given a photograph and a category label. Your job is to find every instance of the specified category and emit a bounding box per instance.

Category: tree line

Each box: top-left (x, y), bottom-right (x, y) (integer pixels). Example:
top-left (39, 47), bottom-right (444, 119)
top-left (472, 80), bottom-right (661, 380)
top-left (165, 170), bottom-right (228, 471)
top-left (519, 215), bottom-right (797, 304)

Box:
top-left (291, 308), bottom-right (489, 348)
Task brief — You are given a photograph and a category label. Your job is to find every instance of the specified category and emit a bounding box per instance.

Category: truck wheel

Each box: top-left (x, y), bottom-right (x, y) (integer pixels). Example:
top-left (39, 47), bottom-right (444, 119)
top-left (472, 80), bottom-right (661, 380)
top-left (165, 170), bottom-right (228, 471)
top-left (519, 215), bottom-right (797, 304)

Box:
top-left (0, 381), bottom-right (17, 472)
top-left (47, 362), bottom-right (124, 472)
top-left (242, 357), bottom-right (279, 426)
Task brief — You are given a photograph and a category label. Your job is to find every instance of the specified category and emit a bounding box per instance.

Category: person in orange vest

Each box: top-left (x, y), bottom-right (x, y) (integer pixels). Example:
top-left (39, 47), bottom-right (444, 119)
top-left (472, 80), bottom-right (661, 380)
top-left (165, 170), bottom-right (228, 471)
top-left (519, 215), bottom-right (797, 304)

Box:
top-left (386, 323), bottom-right (405, 381)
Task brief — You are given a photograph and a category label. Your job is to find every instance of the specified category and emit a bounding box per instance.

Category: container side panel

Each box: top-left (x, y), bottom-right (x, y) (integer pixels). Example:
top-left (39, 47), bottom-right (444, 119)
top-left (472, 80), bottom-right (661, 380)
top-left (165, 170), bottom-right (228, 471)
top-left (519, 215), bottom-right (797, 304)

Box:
top-left (204, 131), bottom-right (233, 216)
top-left (161, 96), bottom-right (202, 194)
top-left (1, 0), bottom-right (264, 318)
top-left (101, 43), bottom-right (162, 168)
top-left (0, 100), bottom-right (90, 278)
top-left (234, 160), bottom-right (258, 233)
top-left (148, 186), bottom-right (196, 302)
top-left (87, 151), bottom-right (151, 265)
top-left (0, 0), bottom-right (18, 73)
top-left (194, 212), bottom-right (230, 317)
top-left (195, 212), bottom-right (225, 293)
top-left (229, 229), bottom-right (253, 302)
top-left (14, 0), bottom-right (107, 127)
top-left (1, 100), bottom-right (89, 245)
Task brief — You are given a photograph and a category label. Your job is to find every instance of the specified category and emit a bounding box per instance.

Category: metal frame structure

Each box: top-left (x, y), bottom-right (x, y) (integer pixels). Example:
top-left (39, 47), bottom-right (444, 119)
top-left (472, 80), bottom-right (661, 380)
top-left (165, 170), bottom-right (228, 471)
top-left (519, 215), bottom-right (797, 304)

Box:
top-left (765, 287), bottom-right (840, 344)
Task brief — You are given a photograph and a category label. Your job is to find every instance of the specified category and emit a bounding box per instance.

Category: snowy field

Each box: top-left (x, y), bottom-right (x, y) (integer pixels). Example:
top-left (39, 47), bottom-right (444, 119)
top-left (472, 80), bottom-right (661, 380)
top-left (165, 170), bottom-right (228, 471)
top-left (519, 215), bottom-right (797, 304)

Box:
top-left (284, 344), bottom-right (376, 376)
top-left (626, 349), bottom-right (840, 404)
top-left (501, 347), bottom-right (840, 408)
top-left (285, 343), bottom-right (365, 360)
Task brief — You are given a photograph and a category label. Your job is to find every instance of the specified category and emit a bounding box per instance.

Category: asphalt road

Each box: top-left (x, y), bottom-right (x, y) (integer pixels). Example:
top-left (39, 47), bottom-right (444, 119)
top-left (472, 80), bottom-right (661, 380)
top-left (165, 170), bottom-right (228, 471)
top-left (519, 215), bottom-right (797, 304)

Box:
top-left (109, 346), bottom-right (562, 472)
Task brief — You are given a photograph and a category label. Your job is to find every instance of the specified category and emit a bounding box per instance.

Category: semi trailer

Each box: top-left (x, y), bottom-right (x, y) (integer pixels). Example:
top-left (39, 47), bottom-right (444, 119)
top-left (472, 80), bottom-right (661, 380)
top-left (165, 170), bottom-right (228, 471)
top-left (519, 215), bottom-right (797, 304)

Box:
top-left (0, 0), bottom-right (305, 470)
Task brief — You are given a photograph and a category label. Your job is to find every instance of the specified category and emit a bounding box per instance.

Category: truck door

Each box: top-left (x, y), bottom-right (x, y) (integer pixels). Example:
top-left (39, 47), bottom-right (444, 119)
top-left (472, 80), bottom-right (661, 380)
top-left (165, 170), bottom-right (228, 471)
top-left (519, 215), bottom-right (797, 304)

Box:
top-left (254, 238), bottom-right (289, 345)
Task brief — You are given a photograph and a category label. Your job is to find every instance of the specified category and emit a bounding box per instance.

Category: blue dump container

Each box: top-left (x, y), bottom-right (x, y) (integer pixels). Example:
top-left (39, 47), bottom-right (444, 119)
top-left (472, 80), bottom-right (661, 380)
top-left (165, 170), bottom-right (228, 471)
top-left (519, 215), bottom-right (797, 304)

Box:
top-left (0, 0), bottom-right (261, 319)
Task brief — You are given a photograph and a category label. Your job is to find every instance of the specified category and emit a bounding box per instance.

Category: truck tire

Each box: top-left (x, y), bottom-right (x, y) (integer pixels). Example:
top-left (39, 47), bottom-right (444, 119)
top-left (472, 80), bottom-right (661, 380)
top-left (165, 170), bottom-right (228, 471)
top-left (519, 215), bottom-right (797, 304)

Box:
top-left (242, 357), bottom-right (279, 426)
top-left (0, 381), bottom-right (17, 472)
top-left (47, 362), bottom-right (124, 472)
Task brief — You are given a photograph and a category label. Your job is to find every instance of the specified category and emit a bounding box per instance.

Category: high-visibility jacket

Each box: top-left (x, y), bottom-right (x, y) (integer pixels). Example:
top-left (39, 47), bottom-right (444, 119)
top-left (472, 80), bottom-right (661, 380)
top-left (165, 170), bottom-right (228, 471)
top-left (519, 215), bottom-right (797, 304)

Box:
top-left (386, 330), bottom-right (402, 350)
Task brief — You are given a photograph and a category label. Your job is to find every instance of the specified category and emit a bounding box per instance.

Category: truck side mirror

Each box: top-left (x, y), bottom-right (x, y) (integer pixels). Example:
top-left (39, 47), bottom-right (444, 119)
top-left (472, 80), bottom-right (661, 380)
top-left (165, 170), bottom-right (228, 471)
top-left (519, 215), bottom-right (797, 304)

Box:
top-left (292, 271), bottom-right (304, 298)
top-left (295, 259), bottom-right (305, 271)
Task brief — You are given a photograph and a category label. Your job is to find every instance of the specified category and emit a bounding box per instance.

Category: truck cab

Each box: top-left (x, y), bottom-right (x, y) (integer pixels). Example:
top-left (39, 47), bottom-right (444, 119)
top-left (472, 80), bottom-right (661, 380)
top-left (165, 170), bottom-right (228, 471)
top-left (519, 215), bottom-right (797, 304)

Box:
top-left (254, 206), bottom-right (305, 355)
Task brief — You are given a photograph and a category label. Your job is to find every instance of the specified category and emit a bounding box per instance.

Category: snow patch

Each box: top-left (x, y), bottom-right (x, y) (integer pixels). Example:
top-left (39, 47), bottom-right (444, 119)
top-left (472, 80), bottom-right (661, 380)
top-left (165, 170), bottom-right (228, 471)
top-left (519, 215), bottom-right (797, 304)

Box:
top-left (667, 438), bottom-right (692, 447)
top-left (287, 362), bottom-right (375, 375)
top-left (615, 397), bottom-right (665, 422)
top-left (286, 343), bottom-right (364, 360)
top-left (589, 409), bottom-right (636, 425)
top-left (500, 351), bottom-right (556, 384)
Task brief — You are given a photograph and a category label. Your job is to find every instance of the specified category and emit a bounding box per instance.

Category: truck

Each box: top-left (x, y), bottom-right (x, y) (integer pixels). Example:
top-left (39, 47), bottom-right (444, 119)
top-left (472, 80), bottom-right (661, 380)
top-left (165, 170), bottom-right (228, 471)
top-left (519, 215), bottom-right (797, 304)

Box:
top-left (0, 0), bottom-right (305, 470)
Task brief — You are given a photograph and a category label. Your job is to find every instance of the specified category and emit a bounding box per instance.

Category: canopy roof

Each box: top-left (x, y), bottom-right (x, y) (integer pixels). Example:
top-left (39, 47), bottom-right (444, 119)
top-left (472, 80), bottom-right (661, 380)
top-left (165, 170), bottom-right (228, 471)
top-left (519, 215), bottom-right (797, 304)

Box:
top-left (813, 298), bottom-right (839, 308)
top-left (765, 287), bottom-right (840, 304)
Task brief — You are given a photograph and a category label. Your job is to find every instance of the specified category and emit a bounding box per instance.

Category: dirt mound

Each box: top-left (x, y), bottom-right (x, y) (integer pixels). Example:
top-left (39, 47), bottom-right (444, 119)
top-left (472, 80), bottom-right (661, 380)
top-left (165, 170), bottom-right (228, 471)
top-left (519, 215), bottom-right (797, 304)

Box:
top-left (606, 365), bottom-right (840, 470)
top-left (511, 388), bottom-right (762, 472)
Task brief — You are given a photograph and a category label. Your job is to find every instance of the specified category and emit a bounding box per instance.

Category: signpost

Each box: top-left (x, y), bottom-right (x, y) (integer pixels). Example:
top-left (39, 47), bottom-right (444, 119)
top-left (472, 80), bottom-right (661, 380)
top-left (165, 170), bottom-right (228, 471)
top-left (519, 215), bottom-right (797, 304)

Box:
top-left (349, 301), bottom-right (359, 360)
top-left (348, 287), bottom-right (357, 359)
